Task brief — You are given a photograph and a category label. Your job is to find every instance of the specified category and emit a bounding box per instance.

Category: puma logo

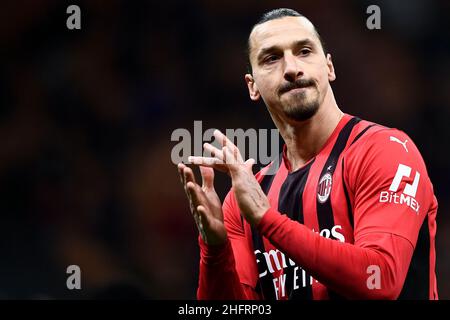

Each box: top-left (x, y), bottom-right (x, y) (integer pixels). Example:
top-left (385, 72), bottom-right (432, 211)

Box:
top-left (390, 136), bottom-right (408, 152)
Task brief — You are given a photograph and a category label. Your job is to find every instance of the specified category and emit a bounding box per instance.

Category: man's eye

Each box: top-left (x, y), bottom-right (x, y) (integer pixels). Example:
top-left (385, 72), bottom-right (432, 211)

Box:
top-left (300, 48), bottom-right (312, 56)
top-left (264, 55), bottom-right (279, 63)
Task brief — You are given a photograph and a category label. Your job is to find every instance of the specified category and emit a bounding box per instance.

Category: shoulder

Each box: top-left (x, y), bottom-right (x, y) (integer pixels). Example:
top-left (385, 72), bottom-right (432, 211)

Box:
top-left (344, 119), bottom-right (433, 195)
top-left (347, 122), bottom-right (426, 169)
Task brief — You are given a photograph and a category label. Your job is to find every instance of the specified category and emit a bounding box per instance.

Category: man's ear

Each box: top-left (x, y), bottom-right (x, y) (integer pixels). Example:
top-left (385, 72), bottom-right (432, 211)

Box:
top-left (326, 53), bottom-right (336, 82)
top-left (245, 74), bottom-right (260, 101)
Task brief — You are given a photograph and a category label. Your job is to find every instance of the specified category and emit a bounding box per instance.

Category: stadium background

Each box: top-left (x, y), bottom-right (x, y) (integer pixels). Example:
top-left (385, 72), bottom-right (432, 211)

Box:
top-left (0, 0), bottom-right (449, 299)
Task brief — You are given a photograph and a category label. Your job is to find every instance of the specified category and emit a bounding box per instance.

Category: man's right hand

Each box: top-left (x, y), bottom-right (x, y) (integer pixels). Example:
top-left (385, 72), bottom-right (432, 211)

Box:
top-left (177, 163), bottom-right (227, 246)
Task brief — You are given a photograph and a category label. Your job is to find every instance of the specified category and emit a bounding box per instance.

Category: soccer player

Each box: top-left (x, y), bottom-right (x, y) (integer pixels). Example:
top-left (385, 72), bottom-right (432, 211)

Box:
top-left (177, 8), bottom-right (438, 299)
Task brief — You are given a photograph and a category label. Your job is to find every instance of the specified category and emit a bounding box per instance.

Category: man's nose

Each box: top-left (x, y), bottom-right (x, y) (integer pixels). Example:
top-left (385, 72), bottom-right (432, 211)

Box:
top-left (283, 52), bottom-right (304, 82)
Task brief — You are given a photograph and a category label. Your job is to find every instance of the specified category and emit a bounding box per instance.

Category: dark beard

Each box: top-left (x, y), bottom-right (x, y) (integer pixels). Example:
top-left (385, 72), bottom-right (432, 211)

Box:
top-left (283, 90), bottom-right (320, 121)
top-left (279, 79), bottom-right (320, 121)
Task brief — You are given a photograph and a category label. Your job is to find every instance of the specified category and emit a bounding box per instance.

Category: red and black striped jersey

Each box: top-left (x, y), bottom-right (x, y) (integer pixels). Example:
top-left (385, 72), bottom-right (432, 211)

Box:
top-left (197, 114), bottom-right (438, 300)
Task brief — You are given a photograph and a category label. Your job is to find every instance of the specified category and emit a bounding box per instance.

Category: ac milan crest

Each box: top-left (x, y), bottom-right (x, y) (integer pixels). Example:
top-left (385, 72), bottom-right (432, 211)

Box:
top-left (317, 173), bottom-right (332, 203)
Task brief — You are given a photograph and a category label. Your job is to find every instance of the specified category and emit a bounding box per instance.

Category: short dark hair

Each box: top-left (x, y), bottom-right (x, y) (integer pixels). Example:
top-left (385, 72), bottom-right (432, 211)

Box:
top-left (246, 8), bottom-right (327, 74)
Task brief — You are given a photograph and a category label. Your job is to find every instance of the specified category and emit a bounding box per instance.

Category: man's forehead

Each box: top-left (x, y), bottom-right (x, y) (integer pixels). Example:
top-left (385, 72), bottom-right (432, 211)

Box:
top-left (250, 16), bottom-right (318, 54)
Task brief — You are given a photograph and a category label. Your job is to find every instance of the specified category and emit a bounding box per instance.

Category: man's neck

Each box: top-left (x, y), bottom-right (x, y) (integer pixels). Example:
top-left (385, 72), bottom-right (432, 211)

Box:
top-left (271, 89), bottom-right (344, 172)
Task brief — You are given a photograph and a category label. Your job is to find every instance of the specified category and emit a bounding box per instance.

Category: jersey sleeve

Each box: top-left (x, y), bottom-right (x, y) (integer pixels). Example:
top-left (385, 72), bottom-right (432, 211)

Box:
top-left (346, 128), bottom-right (436, 247)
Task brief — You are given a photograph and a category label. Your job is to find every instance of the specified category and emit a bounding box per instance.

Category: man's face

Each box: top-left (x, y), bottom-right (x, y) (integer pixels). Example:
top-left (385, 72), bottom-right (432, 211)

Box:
top-left (246, 16), bottom-right (336, 122)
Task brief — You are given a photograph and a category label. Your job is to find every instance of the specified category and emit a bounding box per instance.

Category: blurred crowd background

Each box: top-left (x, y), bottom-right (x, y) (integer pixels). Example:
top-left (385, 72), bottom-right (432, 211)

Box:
top-left (0, 0), bottom-right (449, 299)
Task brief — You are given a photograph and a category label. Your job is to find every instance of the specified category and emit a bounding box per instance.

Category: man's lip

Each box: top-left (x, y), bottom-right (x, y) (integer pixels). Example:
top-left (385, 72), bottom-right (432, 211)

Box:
top-left (282, 85), bottom-right (311, 94)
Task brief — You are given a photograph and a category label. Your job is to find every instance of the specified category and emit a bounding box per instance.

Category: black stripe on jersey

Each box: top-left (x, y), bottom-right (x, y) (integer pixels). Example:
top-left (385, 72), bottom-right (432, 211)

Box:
top-left (341, 158), bottom-right (354, 228)
top-left (350, 123), bottom-right (377, 146)
top-left (278, 160), bottom-right (314, 299)
top-left (251, 156), bottom-right (282, 300)
top-left (316, 117), bottom-right (361, 233)
top-left (398, 216), bottom-right (430, 299)
top-left (341, 123), bottom-right (379, 229)
top-left (316, 116), bottom-right (361, 300)
top-left (279, 162), bottom-right (313, 224)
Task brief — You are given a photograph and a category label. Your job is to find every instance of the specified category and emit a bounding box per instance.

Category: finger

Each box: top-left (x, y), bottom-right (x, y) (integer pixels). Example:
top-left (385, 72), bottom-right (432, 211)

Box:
top-left (186, 181), bottom-right (206, 209)
top-left (244, 158), bottom-right (256, 170)
top-left (222, 145), bottom-right (243, 165)
top-left (230, 144), bottom-right (242, 163)
top-left (213, 129), bottom-right (237, 150)
top-left (197, 205), bottom-right (211, 228)
top-left (183, 167), bottom-right (199, 208)
top-left (188, 156), bottom-right (230, 175)
top-left (187, 184), bottom-right (214, 237)
top-left (178, 163), bottom-right (193, 202)
top-left (199, 165), bottom-right (215, 190)
top-left (188, 156), bottom-right (224, 166)
top-left (203, 142), bottom-right (224, 160)
top-left (196, 205), bottom-right (209, 241)
top-left (177, 163), bottom-right (186, 185)
top-left (183, 166), bottom-right (197, 186)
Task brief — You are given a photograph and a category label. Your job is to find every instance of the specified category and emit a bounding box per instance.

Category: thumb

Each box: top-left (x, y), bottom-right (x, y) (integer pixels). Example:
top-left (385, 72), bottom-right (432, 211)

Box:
top-left (199, 165), bottom-right (215, 190)
top-left (244, 158), bottom-right (256, 171)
